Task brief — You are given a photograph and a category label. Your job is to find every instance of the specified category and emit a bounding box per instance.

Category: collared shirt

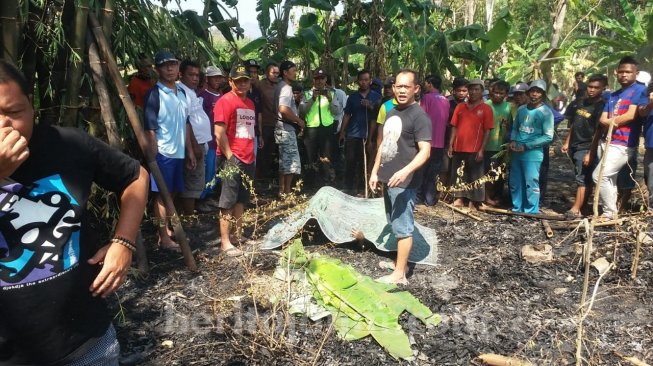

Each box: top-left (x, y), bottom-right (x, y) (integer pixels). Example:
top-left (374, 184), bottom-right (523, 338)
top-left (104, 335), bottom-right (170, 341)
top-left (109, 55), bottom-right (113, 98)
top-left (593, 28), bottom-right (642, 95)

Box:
top-left (177, 82), bottom-right (212, 144)
top-left (420, 90), bottom-right (450, 148)
top-left (511, 104), bottom-right (554, 161)
top-left (343, 89), bottom-right (382, 139)
top-left (485, 100), bottom-right (512, 151)
top-left (450, 102), bottom-right (494, 153)
top-left (143, 81), bottom-right (189, 159)
top-left (376, 98), bottom-right (398, 125)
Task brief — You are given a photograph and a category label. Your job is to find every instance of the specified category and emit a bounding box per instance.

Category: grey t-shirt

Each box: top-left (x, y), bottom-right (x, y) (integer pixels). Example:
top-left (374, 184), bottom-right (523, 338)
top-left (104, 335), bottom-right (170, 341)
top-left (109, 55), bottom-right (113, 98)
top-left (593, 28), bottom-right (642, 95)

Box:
top-left (378, 103), bottom-right (432, 189)
top-left (274, 80), bottom-right (298, 132)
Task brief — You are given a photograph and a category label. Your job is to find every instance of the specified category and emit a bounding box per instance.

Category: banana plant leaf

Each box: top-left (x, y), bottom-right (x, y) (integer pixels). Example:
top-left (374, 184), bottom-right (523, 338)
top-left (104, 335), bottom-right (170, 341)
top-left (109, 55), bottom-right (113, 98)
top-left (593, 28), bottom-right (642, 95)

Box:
top-left (281, 241), bottom-right (441, 360)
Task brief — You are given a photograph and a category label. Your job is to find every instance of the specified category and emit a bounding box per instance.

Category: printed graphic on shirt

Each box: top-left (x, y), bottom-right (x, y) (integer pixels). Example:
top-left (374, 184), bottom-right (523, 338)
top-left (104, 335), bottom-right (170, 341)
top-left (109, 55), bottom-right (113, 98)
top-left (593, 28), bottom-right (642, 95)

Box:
top-left (0, 175), bottom-right (81, 288)
top-left (235, 108), bottom-right (256, 139)
top-left (380, 115), bottom-right (403, 163)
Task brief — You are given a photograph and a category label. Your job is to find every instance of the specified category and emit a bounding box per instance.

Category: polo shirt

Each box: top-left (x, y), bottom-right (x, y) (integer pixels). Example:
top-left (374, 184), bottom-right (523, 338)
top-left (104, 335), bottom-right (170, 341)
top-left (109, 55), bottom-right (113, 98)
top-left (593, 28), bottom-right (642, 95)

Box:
top-left (450, 102), bottom-right (494, 153)
top-left (143, 82), bottom-right (189, 159)
top-left (376, 98), bottom-right (398, 125)
top-left (343, 89), bottom-right (382, 139)
top-left (603, 82), bottom-right (648, 147)
top-left (420, 90), bottom-right (450, 148)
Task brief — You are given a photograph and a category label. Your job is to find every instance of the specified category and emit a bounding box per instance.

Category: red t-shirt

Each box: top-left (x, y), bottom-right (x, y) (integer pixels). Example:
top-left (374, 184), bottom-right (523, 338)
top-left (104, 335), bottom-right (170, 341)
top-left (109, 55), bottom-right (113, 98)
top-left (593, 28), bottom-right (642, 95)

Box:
top-left (214, 91), bottom-right (256, 164)
top-left (450, 102), bottom-right (494, 153)
top-left (127, 75), bottom-right (156, 108)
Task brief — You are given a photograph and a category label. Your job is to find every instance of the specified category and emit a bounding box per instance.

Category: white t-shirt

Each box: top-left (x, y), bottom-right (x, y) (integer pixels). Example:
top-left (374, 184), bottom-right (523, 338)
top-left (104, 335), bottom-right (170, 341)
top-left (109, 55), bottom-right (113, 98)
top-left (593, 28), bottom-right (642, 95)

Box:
top-left (177, 82), bottom-right (213, 144)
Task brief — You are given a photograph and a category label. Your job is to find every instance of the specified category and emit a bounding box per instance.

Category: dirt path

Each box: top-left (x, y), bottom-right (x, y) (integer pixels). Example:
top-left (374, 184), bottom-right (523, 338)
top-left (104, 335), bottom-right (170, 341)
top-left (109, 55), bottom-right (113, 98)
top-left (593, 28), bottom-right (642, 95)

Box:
top-left (114, 130), bottom-right (653, 365)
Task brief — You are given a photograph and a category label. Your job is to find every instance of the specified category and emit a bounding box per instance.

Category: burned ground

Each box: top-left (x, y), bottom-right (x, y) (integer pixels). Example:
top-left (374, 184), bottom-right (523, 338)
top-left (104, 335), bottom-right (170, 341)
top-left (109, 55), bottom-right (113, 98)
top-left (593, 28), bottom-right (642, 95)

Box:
top-left (114, 133), bottom-right (653, 365)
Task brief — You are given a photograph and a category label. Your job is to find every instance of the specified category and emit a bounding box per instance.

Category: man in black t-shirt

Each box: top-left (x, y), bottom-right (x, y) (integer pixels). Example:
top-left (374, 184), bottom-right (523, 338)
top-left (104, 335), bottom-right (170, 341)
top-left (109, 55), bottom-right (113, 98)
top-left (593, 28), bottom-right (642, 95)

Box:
top-left (369, 69), bottom-right (431, 285)
top-left (0, 61), bottom-right (148, 365)
top-left (561, 74), bottom-right (607, 218)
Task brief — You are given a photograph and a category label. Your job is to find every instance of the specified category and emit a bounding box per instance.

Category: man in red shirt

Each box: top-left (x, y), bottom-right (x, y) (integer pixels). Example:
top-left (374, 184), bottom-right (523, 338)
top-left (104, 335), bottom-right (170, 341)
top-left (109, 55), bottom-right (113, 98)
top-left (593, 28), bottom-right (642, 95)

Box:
top-left (447, 79), bottom-right (494, 209)
top-left (127, 54), bottom-right (156, 109)
top-left (213, 65), bottom-right (257, 257)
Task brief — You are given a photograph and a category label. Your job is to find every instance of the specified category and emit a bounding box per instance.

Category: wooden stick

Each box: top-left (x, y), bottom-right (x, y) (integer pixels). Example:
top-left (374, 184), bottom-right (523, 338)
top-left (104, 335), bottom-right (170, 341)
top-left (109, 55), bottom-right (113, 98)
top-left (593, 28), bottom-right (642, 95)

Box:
top-left (548, 217), bottom-right (625, 230)
top-left (88, 13), bottom-right (197, 271)
top-left (443, 203), bottom-right (483, 221)
top-left (542, 220), bottom-right (553, 238)
top-left (479, 206), bottom-right (566, 221)
top-left (631, 227), bottom-right (642, 279)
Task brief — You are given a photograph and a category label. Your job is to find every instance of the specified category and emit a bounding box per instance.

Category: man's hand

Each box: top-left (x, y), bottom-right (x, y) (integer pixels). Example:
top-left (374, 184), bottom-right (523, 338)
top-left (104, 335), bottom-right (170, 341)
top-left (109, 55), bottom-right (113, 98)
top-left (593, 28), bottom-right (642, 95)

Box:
top-left (387, 168), bottom-right (409, 187)
top-left (510, 141), bottom-right (524, 152)
top-left (186, 153), bottom-right (197, 170)
top-left (296, 119), bottom-right (305, 130)
top-left (583, 152), bottom-right (591, 167)
top-left (339, 131), bottom-right (346, 145)
top-left (369, 173), bottom-right (379, 193)
top-left (475, 150), bottom-right (484, 162)
top-left (447, 147), bottom-right (453, 158)
top-left (561, 143), bottom-right (569, 154)
top-left (88, 242), bottom-right (133, 298)
top-left (0, 127), bottom-right (29, 178)
top-left (258, 137), bottom-right (264, 149)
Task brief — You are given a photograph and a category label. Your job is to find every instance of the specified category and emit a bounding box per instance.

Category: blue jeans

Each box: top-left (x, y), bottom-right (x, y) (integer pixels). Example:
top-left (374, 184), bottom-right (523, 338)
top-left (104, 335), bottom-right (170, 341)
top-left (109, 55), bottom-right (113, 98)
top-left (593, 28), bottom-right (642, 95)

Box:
top-left (383, 186), bottom-right (416, 238)
top-left (510, 155), bottom-right (542, 213)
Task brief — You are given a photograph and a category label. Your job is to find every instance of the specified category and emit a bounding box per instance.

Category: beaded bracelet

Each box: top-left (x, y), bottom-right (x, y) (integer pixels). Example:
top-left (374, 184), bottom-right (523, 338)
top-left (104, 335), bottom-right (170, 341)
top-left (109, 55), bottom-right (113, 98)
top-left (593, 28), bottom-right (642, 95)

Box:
top-left (111, 236), bottom-right (136, 252)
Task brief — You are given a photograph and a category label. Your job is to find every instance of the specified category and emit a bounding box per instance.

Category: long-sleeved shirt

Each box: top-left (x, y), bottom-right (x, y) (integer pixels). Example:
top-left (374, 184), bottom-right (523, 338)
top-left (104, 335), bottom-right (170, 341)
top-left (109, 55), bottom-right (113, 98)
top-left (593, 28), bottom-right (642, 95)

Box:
top-left (511, 104), bottom-right (554, 161)
top-left (420, 90), bottom-right (450, 148)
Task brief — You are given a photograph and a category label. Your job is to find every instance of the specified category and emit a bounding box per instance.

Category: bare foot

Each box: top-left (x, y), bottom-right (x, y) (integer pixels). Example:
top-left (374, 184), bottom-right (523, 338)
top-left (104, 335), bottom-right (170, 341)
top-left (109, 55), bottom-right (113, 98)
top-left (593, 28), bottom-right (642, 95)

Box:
top-left (453, 198), bottom-right (464, 208)
top-left (484, 198), bottom-right (499, 207)
top-left (376, 272), bottom-right (408, 285)
top-left (158, 239), bottom-right (181, 253)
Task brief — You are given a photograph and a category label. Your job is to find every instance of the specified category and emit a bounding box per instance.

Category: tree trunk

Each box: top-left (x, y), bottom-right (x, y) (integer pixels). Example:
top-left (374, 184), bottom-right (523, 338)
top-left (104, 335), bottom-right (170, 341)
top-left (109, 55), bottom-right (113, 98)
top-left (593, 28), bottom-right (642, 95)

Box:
top-left (465, 0), bottom-right (476, 26)
top-left (62, 0), bottom-right (90, 127)
top-left (485, 0), bottom-right (494, 30)
top-left (87, 30), bottom-right (122, 148)
top-left (542, 0), bottom-right (568, 87)
top-left (277, 0), bottom-right (294, 53)
top-left (0, 0), bottom-right (20, 64)
top-left (100, 0), bottom-right (114, 45)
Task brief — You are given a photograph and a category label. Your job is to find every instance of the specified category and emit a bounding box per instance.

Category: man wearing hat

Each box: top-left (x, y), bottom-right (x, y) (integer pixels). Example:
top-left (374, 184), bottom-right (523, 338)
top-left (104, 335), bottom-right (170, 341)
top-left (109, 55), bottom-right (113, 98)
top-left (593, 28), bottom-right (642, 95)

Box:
top-left (299, 67), bottom-right (343, 187)
top-left (509, 79), bottom-right (554, 213)
top-left (510, 82), bottom-right (529, 118)
top-left (274, 61), bottom-right (305, 196)
top-left (213, 65), bottom-right (257, 256)
top-left (144, 50), bottom-right (193, 251)
top-left (447, 78), bottom-right (494, 210)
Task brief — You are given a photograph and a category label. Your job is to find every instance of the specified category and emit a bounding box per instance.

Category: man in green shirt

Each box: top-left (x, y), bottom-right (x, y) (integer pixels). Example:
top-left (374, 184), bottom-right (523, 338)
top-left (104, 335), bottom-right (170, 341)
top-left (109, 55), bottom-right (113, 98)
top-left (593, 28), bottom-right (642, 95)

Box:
top-left (484, 80), bottom-right (512, 205)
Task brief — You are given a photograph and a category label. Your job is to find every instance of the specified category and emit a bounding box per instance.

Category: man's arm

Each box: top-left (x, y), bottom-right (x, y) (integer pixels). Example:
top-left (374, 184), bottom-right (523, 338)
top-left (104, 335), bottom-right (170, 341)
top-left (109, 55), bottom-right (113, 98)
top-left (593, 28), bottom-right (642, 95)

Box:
top-left (448, 126), bottom-right (457, 158)
top-left (145, 130), bottom-right (158, 161)
top-left (561, 125), bottom-right (573, 153)
top-left (215, 122), bottom-right (233, 160)
top-left (387, 140), bottom-right (431, 187)
top-left (639, 91), bottom-right (653, 117)
top-left (600, 105), bottom-right (638, 126)
top-left (88, 165), bottom-right (148, 298)
top-left (369, 128), bottom-right (384, 193)
top-left (185, 122), bottom-right (197, 170)
top-left (279, 105), bottom-right (305, 128)
top-left (339, 113), bottom-right (351, 142)
top-left (476, 129), bottom-right (491, 162)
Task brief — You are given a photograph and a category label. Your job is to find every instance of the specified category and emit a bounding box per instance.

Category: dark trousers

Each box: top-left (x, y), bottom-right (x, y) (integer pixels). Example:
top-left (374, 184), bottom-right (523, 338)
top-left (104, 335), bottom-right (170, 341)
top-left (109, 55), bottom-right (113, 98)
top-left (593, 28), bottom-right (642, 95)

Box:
top-left (344, 137), bottom-right (365, 192)
top-left (417, 148), bottom-right (444, 206)
top-left (256, 126), bottom-right (278, 180)
top-left (540, 144), bottom-right (550, 201)
top-left (303, 125), bottom-right (335, 186)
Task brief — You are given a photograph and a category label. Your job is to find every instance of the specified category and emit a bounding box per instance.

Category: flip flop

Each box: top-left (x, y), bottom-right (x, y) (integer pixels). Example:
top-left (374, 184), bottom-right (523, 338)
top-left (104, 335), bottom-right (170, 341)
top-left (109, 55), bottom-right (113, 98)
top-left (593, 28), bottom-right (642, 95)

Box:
top-left (222, 247), bottom-right (243, 257)
top-left (375, 274), bottom-right (408, 285)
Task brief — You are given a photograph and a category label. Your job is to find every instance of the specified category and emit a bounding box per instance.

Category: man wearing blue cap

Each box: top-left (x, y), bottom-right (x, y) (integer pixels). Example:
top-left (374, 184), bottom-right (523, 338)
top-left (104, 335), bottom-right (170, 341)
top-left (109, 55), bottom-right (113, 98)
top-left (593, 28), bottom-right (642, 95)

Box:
top-left (144, 51), bottom-right (193, 251)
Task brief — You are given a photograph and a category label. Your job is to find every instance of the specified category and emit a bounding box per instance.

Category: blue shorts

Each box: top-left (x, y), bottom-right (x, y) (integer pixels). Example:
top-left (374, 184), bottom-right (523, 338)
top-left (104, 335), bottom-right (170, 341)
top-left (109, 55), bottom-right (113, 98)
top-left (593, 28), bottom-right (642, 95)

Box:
top-left (151, 153), bottom-right (185, 193)
top-left (383, 186), bottom-right (416, 238)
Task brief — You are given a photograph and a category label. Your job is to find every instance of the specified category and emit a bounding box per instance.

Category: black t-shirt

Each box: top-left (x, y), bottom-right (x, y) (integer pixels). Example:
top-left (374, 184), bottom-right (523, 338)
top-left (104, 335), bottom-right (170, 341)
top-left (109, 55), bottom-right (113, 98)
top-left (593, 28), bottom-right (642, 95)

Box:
top-left (575, 81), bottom-right (587, 100)
top-left (567, 98), bottom-right (605, 150)
top-left (378, 103), bottom-right (432, 188)
top-left (0, 125), bottom-right (140, 365)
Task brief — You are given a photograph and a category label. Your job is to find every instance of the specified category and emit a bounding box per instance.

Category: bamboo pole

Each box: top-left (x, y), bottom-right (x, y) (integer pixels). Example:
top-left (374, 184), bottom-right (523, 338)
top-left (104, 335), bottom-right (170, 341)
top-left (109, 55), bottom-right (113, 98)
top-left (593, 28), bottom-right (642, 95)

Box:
top-left (88, 13), bottom-right (197, 271)
top-left (542, 220), bottom-right (553, 238)
top-left (479, 205), bottom-right (566, 221)
top-left (87, 31), bottom-right (122, 148)
top-left (0, 0), bottom-right (19, 64)
top-left (62, 0), bottom-right (90, 127)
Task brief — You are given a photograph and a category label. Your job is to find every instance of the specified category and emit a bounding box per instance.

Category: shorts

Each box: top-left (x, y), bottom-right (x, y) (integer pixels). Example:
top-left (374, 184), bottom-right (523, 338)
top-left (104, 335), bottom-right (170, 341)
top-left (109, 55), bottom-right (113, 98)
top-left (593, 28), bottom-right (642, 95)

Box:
top-left (181, 144), bottom-right (207, 199)
top-left (275, 129), bottom-right (301, 175)
top-left (569, 148), bottom-right (593, 187)
top-left (617, 147), bottom-right (638, 190)
top-left (151, 153), bottom-right (184, 193)
top-left (217, 156), bottom-right (255, 209)
top-left (383, 185), bottom-right (416, 238)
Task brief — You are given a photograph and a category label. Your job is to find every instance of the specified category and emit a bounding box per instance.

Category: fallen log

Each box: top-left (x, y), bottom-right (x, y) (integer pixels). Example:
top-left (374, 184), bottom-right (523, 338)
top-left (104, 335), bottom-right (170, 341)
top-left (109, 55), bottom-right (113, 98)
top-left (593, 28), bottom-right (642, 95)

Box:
top-left (479, 206), bottom-right (566, 221)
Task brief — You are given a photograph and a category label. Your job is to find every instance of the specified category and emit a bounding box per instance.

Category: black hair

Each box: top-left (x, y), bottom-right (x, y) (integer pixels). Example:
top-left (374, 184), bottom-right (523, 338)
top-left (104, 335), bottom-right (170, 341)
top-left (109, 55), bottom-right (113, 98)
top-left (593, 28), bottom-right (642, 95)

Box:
top-left (424, 74), bottom-right (442, 90)
top-left (587, 74), bottom-right (608, 86)
top-left (574, 71), bottom-right (585, 78)
top-left (180, 59), bottom-right (200, 74)
top-left (452, 77), bottom-right (468, 89)
top-left (492, 80), bottom-right (510, 93)
top-left (0, 60), bottom-right (30, 97)
top-left (618, 56), bottom-right (639, 68)
top-left (396, 68), bottom-right (419, 85)
top-left (265, 62), bottom-right (278, 72)
top-left (292, 83), bottom-right (303, 93)
top-left (357, 69), bottom-right (371, 80)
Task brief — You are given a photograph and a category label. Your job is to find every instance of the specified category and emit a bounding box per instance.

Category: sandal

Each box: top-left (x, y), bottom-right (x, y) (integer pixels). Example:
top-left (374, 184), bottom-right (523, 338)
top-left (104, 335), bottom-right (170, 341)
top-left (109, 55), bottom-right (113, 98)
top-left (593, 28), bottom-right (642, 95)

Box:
top-left (221, 247), bottom-right (244, 257)
top-left (375, 274), bottom-right (408, 285)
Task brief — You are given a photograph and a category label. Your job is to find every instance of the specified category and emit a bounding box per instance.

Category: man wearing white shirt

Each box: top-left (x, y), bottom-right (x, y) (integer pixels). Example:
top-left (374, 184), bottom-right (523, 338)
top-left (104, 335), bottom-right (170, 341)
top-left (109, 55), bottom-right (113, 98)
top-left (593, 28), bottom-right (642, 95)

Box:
top-left (178, 60), bottom-right (213, 215)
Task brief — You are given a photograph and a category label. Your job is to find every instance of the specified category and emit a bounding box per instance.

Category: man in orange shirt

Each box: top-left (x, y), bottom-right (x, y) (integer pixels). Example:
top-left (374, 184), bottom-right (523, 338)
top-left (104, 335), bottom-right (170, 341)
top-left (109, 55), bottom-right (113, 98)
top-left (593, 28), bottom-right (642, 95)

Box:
top-left (447, 79), bottom-right (494, 209)
top-left (127, 54), bottom-right (157, 109)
